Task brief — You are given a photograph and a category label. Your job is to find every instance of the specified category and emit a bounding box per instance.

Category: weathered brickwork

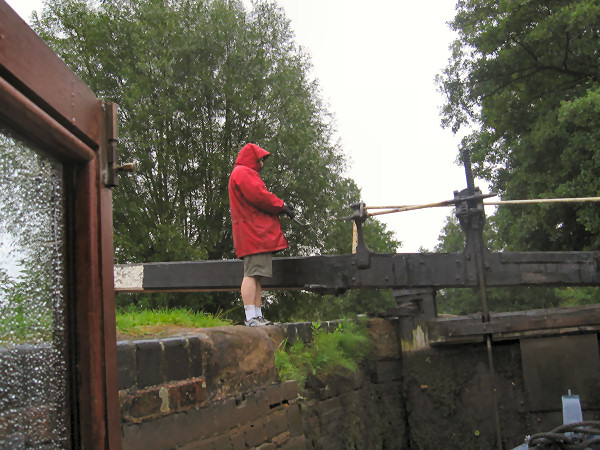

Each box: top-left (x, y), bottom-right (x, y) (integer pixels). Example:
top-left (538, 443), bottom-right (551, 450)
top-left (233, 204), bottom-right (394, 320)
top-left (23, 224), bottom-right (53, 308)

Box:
top-left (298, 319), bottom-right (407, 449)
top-left (4, 317), bottom-right (597, 448)
top-left (116, 317), bottom-right (600, 449)
top-left (0, 344), bottom-right (68, 448)
top-left (121, 382), bottom-right (306, 449)
top-left (118, 319), bottom-right (406, 449)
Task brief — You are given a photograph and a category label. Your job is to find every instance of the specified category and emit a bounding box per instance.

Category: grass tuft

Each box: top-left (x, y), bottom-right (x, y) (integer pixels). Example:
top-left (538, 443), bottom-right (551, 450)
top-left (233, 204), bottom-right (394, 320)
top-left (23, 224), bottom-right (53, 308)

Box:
top-left (115, 306), bottom-right (232, 335)
top-left (275, 319), bottom-right (372, 389)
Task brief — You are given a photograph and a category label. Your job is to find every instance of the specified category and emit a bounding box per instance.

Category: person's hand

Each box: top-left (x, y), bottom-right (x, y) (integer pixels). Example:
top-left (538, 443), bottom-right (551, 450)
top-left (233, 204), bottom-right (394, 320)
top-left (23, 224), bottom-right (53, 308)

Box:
top-left (282, 203), bottom-right (296, 218)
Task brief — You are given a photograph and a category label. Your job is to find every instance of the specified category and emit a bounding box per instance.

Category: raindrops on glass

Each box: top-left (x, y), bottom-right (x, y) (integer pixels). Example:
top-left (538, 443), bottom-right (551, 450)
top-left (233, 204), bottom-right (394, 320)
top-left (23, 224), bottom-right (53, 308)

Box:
top-left (0, 131), bottom-right (70, 448)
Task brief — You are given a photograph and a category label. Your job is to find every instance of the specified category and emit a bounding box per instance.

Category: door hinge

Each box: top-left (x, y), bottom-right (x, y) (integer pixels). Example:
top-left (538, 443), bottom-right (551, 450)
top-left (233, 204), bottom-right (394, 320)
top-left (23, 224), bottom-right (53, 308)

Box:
top-left (103, 102), bottom-right (134, 187)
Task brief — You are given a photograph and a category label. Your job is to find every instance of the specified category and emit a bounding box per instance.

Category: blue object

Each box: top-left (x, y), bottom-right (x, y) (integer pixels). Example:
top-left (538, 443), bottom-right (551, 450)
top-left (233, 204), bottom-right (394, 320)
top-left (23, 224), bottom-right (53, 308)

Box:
top-left (511, 390), bottom-right (600, 450)
top-left (562, 389), bottom-right (583, 425)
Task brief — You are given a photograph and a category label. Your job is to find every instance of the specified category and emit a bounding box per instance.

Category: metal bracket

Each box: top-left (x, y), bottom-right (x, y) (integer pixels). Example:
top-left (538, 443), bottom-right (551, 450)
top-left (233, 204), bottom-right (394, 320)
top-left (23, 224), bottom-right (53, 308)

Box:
top-left (454, 187), bottom-right (490, 258)
top-left (349, 202), bottom-right (371, 269)
top-left (103, 102), bottom-right (134, 188)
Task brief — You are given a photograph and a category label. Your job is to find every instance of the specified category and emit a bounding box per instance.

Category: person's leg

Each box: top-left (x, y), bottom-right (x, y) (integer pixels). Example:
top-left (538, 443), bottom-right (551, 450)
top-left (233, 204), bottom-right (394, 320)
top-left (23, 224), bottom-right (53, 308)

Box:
top-left (254, 277), bottom-right (262, 307)
top-left (241, 254), bottom-right (272, 325)
top-left (241, 276), bottom-right (258, 305)
top-left (252, 278), bottom-right (272, 324)
top-left (241, 276), bottom-right (259, 320)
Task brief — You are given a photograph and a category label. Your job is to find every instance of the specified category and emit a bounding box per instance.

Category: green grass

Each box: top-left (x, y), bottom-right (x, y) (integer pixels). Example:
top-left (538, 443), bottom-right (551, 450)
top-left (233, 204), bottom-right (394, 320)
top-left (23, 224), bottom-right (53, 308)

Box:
top-left (0, 310), bottom-right (53, 345)
top-left (275, 319), bottom-right (372, 389)
top-left (0, 306), bottom-right (232, 344)
top-left (115, 306), bottom-right (232, 335)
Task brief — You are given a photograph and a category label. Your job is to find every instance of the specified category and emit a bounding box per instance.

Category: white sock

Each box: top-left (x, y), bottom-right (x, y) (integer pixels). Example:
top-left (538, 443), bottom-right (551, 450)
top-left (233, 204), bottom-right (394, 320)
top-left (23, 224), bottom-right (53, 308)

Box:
top-left (244, 305), bottom-right (257, 321)
top-left (256, 306), bottom-right (263, 317)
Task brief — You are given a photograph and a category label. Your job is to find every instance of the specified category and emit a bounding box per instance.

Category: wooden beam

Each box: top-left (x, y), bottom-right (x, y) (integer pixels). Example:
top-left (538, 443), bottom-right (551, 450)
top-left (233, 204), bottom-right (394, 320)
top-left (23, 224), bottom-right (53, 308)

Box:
top-left (0, 76), bottom-right (95, 161)
top-left (114, 251), bottom-right (600, 293)
top-left (427, 305), bottom-right (600, 344)
top-left (0, 0), bottom-right (101, 147)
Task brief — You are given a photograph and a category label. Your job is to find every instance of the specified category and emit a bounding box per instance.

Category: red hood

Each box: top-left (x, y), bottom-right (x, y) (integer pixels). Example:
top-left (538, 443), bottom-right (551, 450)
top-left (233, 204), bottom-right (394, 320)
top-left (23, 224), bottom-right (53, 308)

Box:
top-left (234, 143), bottom-right (271, 172)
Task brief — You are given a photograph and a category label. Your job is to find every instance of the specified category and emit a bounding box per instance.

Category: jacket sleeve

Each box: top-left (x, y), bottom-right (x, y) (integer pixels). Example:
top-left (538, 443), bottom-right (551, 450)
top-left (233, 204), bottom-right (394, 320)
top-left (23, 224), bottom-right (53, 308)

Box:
top-left (234, 169), bottom-right (284, 214)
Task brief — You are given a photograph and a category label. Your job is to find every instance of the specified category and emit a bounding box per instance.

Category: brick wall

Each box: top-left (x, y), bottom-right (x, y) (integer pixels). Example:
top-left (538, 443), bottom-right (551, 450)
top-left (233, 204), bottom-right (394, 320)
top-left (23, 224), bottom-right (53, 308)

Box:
top-left (0, 343), bottom-right (69, 448)
top-left (117, 319), bottom-right (406, 449)
top-left (121, 380), bottom-right (306, 449)
top-left (6, 316), bottom-right (596, 448)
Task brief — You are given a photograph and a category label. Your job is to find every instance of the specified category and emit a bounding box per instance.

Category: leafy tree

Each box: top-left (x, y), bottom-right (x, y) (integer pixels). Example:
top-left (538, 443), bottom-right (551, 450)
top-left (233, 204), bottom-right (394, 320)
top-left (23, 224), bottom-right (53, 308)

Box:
top-left (32, 0), bottom-right (399, 318)
top-left (437, 0), bottom-right (600, 252)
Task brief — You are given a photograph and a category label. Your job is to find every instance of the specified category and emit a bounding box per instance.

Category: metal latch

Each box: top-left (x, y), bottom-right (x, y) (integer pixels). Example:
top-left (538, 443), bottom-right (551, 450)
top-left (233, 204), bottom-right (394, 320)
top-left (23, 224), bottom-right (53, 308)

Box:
top-left (342, 202), bottom-right (371, 269)
top-left (103, 102), bottom-right (134, 187)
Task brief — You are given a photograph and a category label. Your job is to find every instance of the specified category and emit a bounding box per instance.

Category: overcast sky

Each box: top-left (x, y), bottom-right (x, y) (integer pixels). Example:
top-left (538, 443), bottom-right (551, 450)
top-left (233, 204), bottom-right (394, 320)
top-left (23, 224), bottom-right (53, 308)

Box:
top-left (7, 0), bottom-right (473, 252)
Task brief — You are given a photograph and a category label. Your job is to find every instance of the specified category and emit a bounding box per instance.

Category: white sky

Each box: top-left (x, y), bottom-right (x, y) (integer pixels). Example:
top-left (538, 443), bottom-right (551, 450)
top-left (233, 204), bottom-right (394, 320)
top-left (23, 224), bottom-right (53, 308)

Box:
top-left (7, 0), bottom-right (474, 252)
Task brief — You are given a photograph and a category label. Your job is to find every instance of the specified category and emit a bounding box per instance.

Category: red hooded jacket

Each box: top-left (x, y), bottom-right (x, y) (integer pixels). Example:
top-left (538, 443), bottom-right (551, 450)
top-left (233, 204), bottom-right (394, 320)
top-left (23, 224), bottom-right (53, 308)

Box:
top-left (228, 143), bottom-right (288, 258)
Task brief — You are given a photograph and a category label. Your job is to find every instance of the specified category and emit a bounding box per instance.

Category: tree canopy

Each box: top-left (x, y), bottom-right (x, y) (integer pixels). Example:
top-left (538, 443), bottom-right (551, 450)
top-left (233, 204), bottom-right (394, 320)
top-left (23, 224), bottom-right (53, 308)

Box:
top-left (437, 0), bottom-right (600, 251)
top-left (31, 0), bottom-right (399, 318)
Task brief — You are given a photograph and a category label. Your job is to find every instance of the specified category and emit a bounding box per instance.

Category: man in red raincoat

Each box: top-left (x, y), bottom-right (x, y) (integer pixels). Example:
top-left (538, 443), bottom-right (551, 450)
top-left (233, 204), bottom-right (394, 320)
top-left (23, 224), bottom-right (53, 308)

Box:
top-left (228, 143), bottom-right (294, 326)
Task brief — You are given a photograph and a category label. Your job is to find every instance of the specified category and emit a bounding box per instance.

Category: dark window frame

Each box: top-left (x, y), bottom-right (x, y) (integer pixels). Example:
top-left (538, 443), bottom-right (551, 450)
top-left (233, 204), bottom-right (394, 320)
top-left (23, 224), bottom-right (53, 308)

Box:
top-left (0, 2), bottom-right (121, 448)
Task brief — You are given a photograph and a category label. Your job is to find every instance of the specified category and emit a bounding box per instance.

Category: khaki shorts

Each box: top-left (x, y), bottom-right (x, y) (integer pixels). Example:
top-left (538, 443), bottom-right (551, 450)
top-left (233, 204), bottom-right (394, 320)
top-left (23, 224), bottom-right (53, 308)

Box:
top-left (243, 252), bottom-right (273, 278)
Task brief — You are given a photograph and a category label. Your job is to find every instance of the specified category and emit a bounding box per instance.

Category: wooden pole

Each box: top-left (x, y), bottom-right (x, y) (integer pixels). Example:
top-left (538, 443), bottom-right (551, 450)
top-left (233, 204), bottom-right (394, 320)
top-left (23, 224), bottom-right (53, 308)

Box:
top-left (484, 197), bottom-right (600, 205)
top-left (365, 196), bottom-right (600, 216)
top-left (366, 199), bottom-right (457, 217)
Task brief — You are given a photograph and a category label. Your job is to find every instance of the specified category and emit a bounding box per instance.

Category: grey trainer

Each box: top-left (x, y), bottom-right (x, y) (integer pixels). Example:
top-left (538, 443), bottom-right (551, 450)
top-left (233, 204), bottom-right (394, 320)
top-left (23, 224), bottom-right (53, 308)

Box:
top-left (245, 317), bottom-right (267, 327)
top-left (255, 316), bottom-right (273, 325)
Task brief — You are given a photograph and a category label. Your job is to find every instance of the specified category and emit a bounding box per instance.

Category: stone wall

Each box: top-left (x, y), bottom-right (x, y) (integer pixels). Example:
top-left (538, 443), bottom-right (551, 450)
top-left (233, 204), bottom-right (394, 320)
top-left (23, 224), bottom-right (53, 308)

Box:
top-left (115, 315), bottom-right (600, 449)
top-left (0, 343), bottom-right (69, 448)
top-left (117, 319), bottom-right (406, 449)
top-left (3, 314), bottom-right (599, 449)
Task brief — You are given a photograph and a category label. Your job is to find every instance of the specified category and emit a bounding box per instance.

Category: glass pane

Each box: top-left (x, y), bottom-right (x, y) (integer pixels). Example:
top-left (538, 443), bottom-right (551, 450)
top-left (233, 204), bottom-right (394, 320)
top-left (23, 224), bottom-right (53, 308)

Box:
top-left (0, 131), bottom-right (70, 448)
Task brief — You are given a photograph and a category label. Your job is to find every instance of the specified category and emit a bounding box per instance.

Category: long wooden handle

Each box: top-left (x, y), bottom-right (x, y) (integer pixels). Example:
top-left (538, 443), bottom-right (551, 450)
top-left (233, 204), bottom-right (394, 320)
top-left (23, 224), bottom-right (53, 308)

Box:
top-left (484, 197), bottom-right (600, 205)
top-left (367, 199), bottom-right (456, 216)
top-left (366, 196), bottom-right (600, 216)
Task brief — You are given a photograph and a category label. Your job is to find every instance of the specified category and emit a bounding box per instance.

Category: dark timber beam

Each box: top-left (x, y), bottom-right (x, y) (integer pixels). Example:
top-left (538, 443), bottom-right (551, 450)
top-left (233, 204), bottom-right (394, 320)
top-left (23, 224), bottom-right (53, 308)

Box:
top-left (114, 251), bottom-right (600, 293)
top-left (426, 304), bottom-right (600, 345)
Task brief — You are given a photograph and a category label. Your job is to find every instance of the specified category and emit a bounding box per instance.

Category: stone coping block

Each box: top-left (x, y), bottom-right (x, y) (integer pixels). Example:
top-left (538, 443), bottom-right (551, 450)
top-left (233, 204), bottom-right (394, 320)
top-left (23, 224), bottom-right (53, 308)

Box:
top-left (115, 318), bottom-right (399, 392)
top-left (117, 325), bottom-right (285, 398)
top-left (366, 318), bottom-right (400, 360)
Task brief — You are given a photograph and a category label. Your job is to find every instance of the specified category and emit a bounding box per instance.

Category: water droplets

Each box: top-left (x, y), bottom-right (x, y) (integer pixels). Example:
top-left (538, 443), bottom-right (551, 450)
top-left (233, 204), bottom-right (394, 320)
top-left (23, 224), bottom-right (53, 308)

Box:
top-left (0, 130), bottom-right (69, 447)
